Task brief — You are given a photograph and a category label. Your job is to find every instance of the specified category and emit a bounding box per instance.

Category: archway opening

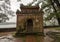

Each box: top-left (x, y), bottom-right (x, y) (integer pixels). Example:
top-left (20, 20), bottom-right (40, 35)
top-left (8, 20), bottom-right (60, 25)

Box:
top-left (26, 19), bottom-right (33, 32)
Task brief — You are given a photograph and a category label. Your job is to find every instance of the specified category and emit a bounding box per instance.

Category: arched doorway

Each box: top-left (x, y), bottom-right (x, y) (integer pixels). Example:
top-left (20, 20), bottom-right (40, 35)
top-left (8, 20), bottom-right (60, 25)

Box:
top-left (26, 19), bottom-right (33, 32)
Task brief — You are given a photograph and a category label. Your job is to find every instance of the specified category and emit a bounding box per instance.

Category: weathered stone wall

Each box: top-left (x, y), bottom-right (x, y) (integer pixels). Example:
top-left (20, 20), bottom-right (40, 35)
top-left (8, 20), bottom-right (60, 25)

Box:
top-left (17, 14), bottom-right (43, 32)
top-left (16, 5), bottom-right (44, 42)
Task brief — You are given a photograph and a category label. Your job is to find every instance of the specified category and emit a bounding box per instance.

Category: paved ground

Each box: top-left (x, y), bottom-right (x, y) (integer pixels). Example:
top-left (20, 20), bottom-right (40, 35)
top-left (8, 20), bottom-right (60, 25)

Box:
top-left (0, 29), bottom-right (60, 42)
top-left (44, 29), bottom-right (60, 42)
top-left (0, 32), bottom-right (15, 42)
top-left (44, 29), bottom-right (54, 42)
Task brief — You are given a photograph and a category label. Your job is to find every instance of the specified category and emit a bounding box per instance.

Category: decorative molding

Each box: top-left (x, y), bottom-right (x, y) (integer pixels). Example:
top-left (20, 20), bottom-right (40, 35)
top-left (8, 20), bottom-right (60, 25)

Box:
top-left (16, 5), bottom-right (43, 14)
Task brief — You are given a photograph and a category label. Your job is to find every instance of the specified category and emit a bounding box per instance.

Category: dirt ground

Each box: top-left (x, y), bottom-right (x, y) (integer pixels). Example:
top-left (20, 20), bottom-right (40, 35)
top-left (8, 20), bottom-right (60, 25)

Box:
top-left (0, 29), bottom-right (60, 42)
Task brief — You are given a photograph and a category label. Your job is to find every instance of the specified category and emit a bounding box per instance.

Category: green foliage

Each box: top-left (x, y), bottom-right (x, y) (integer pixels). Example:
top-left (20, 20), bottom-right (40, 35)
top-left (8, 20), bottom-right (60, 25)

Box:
top-left (41, 0), bottom-right (60, 20)
top-left (57, 12), bottom-right (60, 18)
top-left (0, 13), bottom-right (9, 23)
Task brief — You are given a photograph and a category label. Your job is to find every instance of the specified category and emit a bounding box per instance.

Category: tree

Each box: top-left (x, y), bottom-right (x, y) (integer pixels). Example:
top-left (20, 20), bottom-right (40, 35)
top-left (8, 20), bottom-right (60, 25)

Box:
top-left (0, 0), bottom-right (14, 23)
top-left (0, 13), bottom-right (9, 22)
top-left (40, 0), bottom-right (60, 25)
top-left (17, 0), bottom-right (60, 26)
top-left (27, 0), bottom-right (60, 26)
top-left (50, 0), bottom-right (60, 25)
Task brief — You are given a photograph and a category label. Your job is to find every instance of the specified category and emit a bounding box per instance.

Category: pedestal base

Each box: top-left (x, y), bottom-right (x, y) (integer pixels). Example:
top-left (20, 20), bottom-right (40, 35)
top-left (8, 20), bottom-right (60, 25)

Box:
top-left (14, 32), bottom-right (44, 42)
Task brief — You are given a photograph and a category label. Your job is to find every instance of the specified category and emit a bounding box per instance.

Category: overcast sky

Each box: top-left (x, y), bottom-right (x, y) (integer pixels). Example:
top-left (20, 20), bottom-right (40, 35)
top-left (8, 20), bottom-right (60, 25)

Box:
top-left (6, 0), bottom-right (33, 22)
top-left (10, 0), bottom-right (33, 12)
top-left (0, 0), bottom-right (59, 26)
top-left (7, 0), bottom-right (43, 22)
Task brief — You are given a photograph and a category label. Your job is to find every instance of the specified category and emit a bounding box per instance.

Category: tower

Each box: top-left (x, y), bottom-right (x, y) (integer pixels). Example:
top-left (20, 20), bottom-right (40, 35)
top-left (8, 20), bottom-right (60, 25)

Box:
top-left (15, 4), bottom-right (44, 42)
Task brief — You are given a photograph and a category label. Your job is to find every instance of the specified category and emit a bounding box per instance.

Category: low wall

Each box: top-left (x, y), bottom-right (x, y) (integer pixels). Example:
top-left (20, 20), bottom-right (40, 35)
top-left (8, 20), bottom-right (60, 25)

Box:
top-left (0, 28), bottom-right (16, 32)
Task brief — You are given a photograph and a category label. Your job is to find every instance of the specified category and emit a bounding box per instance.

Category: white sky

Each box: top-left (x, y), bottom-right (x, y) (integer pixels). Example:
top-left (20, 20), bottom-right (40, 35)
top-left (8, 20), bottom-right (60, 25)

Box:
top-left (10, 0), bottom-right (33, 12)
top-left (7, 0), bottom-right (33, 22)
top-left (7, 0), bottom-right (43, 22)
top-left (1, 0), bottom-right (58, 26)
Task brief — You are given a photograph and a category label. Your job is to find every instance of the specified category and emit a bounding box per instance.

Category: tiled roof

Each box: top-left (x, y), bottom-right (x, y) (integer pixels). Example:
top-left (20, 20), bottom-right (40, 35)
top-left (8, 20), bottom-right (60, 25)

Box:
top-left (20, 4), bottom-right (39, 9)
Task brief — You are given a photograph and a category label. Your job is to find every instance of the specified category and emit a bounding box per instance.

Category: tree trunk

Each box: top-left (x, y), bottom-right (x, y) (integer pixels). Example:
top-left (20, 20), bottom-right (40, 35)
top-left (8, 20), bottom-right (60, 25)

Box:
top-left (51, 0), bottom-right (60, 26)
top-left (57, 18), bottom-right (60, 25)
